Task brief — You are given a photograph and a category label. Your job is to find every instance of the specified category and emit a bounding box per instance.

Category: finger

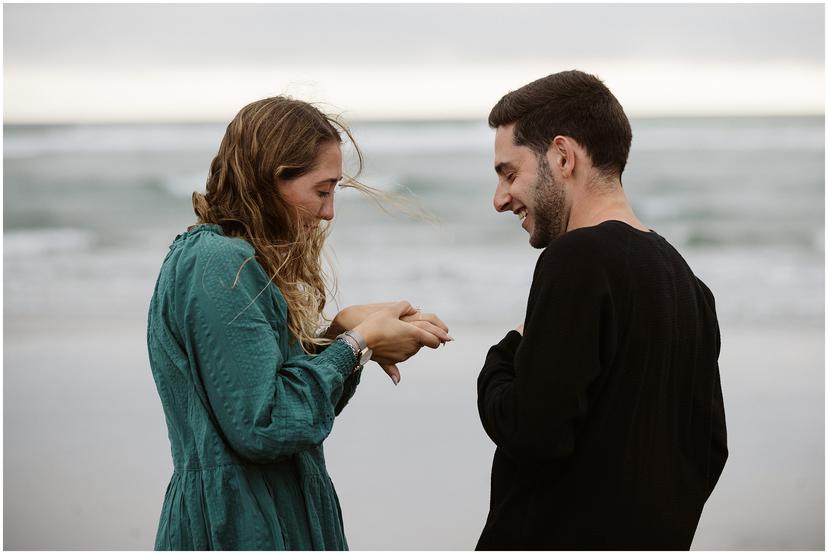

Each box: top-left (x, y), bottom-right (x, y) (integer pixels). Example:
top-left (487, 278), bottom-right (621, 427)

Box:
top-left (415, 312), bottom-right (450, 334)
top-left (409, 320), bottom-right (451, 343)
top-left (413, 325), bottom-right (442, 349)
top-left (392, 300), bottom-right (417, 318)
top-left (401, 312), bottom-right (450, 336)
top-left (380, 363), bottom-right (401, 386)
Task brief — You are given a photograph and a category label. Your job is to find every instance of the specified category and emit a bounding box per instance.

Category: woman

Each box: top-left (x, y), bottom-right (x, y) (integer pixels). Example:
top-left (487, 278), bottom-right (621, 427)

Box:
top-left (147, 97), bottom-right (450, 550)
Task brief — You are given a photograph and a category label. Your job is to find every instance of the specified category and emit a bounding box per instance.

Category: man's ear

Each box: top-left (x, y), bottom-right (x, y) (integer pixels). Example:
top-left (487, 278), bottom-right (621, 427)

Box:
top-left (548, 136), bottom-right (576, 179)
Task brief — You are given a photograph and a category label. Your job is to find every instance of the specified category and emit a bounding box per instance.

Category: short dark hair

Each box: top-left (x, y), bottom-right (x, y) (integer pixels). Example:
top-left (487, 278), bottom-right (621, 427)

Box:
top-left (488, 70), bottom-right (632, 178)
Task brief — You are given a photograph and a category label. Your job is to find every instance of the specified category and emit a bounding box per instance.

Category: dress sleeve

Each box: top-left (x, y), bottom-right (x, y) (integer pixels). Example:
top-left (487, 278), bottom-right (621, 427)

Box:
top-left (180, 238), bottom-right (359, 463)
top-left (306, 332), bottom-right (363, 416)
top-left (327, 345), bottom-right (362, 416)
top-left (477, 244), bottom-right (616, 463)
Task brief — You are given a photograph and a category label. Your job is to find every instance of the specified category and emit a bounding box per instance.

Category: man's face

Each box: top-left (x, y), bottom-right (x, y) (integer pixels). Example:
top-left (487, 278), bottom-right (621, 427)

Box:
top-left (493, 124), bottom-right (567, 248)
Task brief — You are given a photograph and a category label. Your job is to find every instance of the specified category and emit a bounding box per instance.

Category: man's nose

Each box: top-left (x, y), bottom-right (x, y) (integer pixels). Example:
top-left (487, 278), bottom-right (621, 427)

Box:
top-left (493, 182), bottom-right (511, 212)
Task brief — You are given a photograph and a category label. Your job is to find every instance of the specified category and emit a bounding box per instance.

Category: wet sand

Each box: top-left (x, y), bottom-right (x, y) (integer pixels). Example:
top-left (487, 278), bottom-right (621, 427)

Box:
top-left (3, 318), bottom-right (824, 549)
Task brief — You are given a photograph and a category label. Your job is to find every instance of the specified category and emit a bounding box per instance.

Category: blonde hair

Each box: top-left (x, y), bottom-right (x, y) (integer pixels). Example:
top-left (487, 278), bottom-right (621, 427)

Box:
top-left (193, 96), bottom-right (372, 351)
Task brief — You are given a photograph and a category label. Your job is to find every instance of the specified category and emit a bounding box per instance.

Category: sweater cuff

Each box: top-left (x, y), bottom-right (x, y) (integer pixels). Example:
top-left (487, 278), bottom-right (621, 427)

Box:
top-left (497, 329), bottom-right (523, 356)
top-left (319, 339), bottom-right (358, 379)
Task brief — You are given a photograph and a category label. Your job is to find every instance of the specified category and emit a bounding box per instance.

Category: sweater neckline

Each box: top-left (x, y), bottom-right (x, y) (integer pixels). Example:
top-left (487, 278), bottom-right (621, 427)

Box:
top-left (602, 219), bottom-right (660, 238)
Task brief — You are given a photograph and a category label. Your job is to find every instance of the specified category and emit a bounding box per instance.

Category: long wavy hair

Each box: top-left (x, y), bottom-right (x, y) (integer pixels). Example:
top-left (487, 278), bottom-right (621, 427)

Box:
top-left (193, 96), bottom-right (368, 351)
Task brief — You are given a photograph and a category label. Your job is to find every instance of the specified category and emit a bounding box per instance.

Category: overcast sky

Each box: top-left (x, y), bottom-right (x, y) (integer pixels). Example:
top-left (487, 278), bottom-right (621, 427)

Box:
top-left (4, 3), bottom-right (825, 122)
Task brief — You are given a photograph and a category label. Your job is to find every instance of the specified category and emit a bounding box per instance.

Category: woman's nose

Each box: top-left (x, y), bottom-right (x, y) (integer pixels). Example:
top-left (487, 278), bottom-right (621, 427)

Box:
top-left (319, 199), bottom-right (334, 221)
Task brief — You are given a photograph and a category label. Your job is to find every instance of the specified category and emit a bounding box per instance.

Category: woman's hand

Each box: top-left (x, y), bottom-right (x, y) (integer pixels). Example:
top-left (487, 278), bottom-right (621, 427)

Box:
top-left (331, 302), bottom-right (451, 339)
top-left (401, 311), bottom-right (452, 342)
top-left (352, 301), bottom-right (452, 385)
top-left (327, 302), bottom-right (411, 338)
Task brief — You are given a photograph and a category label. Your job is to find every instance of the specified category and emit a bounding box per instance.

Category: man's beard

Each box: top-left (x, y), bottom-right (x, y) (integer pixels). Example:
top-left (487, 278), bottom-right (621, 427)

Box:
top-left (529, 154), bottom-right (566, 248)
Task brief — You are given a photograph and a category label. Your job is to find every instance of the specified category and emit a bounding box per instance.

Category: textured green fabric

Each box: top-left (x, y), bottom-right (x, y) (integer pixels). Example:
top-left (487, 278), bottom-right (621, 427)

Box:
top-left (147, 224), bottom-right (361, 550)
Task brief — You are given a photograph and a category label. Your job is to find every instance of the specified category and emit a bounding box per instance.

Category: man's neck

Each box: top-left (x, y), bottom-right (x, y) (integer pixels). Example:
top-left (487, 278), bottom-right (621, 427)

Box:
top-left (566, 184), bottom-right (649, 233)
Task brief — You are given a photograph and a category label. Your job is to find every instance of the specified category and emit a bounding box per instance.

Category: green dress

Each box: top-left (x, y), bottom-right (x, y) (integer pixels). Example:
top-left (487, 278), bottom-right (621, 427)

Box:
top-left (147, 224), bottom-right (362, 550)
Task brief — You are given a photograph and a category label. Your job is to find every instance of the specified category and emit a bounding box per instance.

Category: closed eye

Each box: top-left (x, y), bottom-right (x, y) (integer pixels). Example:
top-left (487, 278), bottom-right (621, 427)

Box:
top-left (316, 177), bottom-right (341, 198)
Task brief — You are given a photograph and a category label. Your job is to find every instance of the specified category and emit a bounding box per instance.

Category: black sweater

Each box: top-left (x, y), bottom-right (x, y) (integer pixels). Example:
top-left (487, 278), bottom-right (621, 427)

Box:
top-left (476, 220), bottom-right (727, 550)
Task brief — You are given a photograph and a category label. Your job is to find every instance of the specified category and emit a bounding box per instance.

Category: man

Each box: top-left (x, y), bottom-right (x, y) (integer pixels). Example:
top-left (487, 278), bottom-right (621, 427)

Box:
top-left (476, 70), bottom-right (727, 550)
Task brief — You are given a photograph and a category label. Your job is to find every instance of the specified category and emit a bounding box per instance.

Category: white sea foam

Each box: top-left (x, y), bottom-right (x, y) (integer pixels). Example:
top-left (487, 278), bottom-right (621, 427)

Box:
top-left (631, 118), bottom-right (825, 152)
top-left (4, 228), bottom-right (96, 257)
top-left (161, 172), bottom-right (209, 198)
top-left (4, 123), bottom-right (226, 158)
top-left (5, 117), bottom-right (821, 160)
top-left (348, 121), bottom-right (493, 155)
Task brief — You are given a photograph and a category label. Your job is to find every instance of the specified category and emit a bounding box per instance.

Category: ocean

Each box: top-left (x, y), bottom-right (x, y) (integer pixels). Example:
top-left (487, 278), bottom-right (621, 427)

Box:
top-left (4, 117), bottom-right (824, 549)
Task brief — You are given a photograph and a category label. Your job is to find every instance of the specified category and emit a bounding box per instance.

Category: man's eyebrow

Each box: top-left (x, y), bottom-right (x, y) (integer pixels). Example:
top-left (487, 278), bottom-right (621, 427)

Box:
top-left (494, 162), bottom-right (516, 176)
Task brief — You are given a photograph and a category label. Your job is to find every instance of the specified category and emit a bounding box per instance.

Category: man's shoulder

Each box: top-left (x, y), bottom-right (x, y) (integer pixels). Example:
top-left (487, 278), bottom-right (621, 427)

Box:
top-left (539, 221), bottom-right (629, 269)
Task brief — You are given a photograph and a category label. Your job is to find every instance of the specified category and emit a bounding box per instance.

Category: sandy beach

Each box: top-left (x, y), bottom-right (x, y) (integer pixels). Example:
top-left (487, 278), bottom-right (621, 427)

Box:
top-left (3, 315), bottom-right (823, 550)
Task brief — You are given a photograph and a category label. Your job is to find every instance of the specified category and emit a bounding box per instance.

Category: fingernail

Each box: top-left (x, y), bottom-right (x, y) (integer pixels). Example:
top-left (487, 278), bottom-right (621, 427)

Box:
top-left (447, 335), bottom-right (455, 341)
top-left (392, 375), bottom-right (400, 386)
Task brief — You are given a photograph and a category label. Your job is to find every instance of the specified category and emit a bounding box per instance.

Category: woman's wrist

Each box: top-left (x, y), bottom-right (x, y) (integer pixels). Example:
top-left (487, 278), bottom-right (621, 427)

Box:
top-left (335, 334), bottom-right (360, 365)
top-left (323, 308), bottom-right (354, 340)
top-left (336, 329), bottom-right (373, 372)
top-left (352, 322), bottom-right (377, 349)
top-left (323, 320), bottom-right (346, 340)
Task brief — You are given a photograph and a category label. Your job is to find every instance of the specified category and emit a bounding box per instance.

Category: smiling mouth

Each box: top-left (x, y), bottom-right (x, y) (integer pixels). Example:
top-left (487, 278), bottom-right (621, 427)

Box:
top-left (515, 208), bottom-right (527, 221)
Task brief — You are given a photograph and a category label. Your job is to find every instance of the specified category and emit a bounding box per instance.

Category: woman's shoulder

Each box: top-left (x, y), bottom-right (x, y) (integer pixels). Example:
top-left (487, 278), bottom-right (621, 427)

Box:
top-left (155, 226), bottom-right (289, 337)
top-left (172, 224), bottom-right (255, 261)
top-left (166, 224), bottom-right (271, 289)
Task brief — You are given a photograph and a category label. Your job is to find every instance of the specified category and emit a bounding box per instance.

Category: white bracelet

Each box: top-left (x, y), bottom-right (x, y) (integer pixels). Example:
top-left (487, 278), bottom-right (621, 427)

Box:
top-left (336, 335), bottom-right (360, 368)
top-left (336, 330), bottom-right (372, 372)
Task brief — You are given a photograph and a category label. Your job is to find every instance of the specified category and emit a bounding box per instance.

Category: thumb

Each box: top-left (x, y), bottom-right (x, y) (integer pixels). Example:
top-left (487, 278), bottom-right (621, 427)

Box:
top-left (380, 363), bottom-right (401, 386)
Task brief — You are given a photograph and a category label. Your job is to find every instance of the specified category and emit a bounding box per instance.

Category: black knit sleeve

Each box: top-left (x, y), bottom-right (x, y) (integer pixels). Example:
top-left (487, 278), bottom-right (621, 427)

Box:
top-left (477, 329), bottom-right (522, 446)
top-left (698, 278), bottom-right (728, 492)
top-left (477, 237), bottom-right (616, 463)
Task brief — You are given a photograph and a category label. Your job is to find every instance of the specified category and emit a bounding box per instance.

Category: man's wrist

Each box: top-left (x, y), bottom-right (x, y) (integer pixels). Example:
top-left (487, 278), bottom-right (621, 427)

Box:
top-left (499, 329), bottom-right (523, 355)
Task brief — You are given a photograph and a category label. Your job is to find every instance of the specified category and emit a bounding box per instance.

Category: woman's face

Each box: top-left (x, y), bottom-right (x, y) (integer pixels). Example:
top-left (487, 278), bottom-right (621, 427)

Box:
top-left (279, 141), bottom-right (342, 229)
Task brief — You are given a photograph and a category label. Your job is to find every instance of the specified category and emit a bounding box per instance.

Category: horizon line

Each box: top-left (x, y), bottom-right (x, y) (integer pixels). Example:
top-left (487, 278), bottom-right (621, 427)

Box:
top-left (4, 113), bottom-right (825, 127)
